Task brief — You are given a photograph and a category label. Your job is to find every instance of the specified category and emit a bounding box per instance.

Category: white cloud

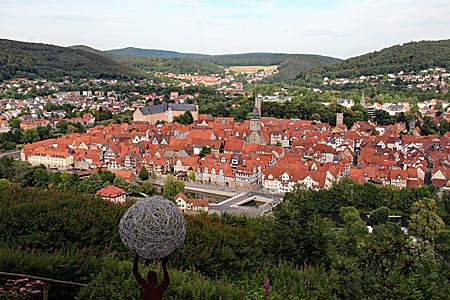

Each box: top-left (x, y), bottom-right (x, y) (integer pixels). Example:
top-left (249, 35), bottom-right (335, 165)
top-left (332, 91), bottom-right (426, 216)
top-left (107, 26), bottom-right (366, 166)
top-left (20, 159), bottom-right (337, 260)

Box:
top-left (0, 0), bottom-right (449, 57)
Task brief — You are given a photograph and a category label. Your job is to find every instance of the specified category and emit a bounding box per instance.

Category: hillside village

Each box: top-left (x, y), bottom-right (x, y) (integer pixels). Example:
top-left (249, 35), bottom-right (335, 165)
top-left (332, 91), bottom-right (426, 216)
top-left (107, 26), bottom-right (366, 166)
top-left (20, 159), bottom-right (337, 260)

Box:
top-left (2, 68), bottom-right (450, 196)
top-left (16, 93), bottom-right (450, 194)
top-left (324, 67), bottom-right (450, 93)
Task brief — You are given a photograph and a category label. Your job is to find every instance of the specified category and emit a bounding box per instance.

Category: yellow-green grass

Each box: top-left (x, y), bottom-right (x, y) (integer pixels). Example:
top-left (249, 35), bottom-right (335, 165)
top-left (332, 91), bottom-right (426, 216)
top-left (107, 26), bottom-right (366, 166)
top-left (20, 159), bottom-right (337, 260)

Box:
top-left (226, 65), bottom-right (278, 73)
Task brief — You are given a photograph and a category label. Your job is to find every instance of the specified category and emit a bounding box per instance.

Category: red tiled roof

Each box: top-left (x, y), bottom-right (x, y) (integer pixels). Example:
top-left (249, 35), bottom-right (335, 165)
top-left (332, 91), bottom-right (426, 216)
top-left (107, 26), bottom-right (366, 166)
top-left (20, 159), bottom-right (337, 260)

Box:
top-left (96, 185), bottom-right (126, 198)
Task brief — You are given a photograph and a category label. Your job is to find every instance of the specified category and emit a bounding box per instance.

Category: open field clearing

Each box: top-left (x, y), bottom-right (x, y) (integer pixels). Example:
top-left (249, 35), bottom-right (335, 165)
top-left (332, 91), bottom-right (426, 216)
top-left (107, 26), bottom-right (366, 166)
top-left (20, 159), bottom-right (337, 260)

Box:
top-left (227, 65), bottom-right (278, 73)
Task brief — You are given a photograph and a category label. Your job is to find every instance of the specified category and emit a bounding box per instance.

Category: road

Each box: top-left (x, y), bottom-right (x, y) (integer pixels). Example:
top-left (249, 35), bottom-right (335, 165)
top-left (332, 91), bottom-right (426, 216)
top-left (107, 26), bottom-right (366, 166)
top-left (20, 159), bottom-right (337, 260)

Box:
top-left (149, 176), bottom-right (284, 216)
top-left (0, 150), bottom-right (21, 159)
top-left (209, 191), bottom-right (283, 217)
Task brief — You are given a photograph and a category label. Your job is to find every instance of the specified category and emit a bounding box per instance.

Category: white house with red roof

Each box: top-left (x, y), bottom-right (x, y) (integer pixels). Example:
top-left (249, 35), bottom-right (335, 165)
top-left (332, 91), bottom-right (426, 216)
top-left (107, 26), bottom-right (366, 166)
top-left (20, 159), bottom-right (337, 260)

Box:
top-left (96, 185), bottom-right (126, 204)
top-left (174, 192), bottom-right (209, 213)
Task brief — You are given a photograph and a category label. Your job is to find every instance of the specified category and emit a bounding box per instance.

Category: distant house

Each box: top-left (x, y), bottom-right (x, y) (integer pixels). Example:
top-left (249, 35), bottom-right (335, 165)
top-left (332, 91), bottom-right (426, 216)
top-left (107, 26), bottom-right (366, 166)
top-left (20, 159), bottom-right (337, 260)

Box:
top-left (96, 185), bottom-right (126, 204)
top-left (174, 191), bottom-right (209, 213)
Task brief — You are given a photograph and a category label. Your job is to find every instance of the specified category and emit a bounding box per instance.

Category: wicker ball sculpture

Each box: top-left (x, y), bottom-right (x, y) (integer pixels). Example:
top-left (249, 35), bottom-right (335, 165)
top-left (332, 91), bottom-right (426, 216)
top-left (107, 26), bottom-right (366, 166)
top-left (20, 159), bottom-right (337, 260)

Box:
top-left (119, 196), bottom-right (186, 260)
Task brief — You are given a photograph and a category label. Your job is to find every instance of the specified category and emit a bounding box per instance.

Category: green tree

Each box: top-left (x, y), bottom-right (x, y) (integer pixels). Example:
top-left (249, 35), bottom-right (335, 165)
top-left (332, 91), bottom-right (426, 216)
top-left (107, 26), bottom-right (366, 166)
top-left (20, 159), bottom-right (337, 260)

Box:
top-left (337, 206), bottom-right (368, 256)
top-left (435, 101), bottom-right (444, 114)
top-left (81, 173), bottom-right (104, 194)
top-left (21, 128), bottom-right (40, 144)
top-left (56, 121), bottom-right (69, 134)
top-left (162, 175), bottom-right (185, 200)
top-left (408, 198), bottom-right (444, 241)
top-left (8, 160), bottom-right (34, 186)
top-left (98, 169), bottom-right (116, 185)
top-left (36, 125), bottom-right (51, 140)
top-left (113, 175), bottom-right (129, 190)
top-left (50, 171), bottom-right (62, 186)
top-left (199, 146), bottom-right (211, 158)
top-left (32, 167), bottom-right (50, 188)
top-left (1, 141), bottom-right (16, 151)
top-left (367, 206), bottom-right (390, 226)
top-left (59, 172), bottom-right (79, 191)
top-left (126, 182), bottom-right (140, 194)
top-left (310, 113), bottom-right (321, 121)
top-left (140, 181), bottom-right (155, 196)
top-left (258, 194), bottom-right (334, 265)
top-left (139, 166), bottom-right (149, 181)
top-left (9, 118), bottom-right (21, 130)
top-left (439, 118), bottom-right (450, 134)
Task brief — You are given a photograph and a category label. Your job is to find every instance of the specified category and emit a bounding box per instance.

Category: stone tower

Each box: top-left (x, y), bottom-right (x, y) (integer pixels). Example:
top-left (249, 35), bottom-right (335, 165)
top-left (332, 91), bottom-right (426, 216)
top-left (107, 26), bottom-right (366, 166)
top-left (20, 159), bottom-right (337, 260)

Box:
top-left (255, 94), bottom-right (262, 116)
top-left (246, 97), bottom-right (266, 145)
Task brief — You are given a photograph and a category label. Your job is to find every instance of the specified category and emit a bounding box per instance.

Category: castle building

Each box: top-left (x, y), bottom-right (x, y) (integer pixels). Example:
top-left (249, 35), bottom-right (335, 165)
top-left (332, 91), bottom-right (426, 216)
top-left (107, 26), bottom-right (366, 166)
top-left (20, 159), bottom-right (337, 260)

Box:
top-left (133, 102), bottom-right (199, 124)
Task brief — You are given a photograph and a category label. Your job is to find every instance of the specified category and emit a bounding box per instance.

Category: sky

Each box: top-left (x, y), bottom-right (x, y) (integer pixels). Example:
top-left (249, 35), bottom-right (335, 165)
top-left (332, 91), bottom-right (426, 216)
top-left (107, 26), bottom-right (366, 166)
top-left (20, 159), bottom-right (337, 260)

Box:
top-left (1, 0), bottom-right (449, 59)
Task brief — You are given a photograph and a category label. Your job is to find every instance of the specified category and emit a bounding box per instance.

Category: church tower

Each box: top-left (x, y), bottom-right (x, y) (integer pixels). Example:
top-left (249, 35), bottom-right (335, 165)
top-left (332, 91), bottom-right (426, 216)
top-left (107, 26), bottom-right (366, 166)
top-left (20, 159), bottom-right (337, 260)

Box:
top-left (246, 97), bottom-right (266, 145)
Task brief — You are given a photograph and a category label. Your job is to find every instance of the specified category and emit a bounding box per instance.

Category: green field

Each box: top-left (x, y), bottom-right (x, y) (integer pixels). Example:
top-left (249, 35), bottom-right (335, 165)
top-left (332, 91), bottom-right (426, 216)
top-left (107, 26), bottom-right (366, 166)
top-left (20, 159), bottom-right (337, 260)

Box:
top-left (226, 65), bottom-right (278, 73)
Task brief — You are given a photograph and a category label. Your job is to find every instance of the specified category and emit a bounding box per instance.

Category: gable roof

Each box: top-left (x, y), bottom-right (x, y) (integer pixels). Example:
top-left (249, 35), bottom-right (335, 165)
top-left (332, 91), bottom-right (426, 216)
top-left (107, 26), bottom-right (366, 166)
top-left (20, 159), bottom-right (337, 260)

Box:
top-left (96, 185), bottom-right (126, 198)
top-left (174, 191), bottom-right (189, 202)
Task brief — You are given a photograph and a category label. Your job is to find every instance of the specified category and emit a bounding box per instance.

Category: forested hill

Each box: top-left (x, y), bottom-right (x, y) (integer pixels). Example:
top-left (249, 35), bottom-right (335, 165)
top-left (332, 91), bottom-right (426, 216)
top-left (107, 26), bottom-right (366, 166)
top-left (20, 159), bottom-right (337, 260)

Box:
top-left (0, 39), bottom-right (144, 81)
top-left (204, 53), bottom-right (340, 82)
top-left (106, 48), bottom-right (341, 80)
top-left (203, 53), bottom-right (339, 67)
top-left (298, 39), bottom-right (450, 79)
top-left (108, 47), bottom-right (210, 59)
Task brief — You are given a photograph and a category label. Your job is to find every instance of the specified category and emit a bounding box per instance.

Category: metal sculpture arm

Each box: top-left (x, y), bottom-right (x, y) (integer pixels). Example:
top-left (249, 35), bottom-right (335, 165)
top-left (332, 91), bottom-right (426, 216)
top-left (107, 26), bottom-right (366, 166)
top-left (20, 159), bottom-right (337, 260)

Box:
top-left (133, 254), bottom-right (145, 287)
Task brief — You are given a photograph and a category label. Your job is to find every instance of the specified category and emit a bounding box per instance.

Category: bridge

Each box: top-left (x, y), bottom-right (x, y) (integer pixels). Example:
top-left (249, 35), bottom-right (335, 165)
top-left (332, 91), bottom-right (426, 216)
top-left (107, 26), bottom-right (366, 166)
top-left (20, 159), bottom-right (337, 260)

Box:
top-left (209, 191), bottom-right (283, 217)
top-left (149, 177), bottom-right (283, 217)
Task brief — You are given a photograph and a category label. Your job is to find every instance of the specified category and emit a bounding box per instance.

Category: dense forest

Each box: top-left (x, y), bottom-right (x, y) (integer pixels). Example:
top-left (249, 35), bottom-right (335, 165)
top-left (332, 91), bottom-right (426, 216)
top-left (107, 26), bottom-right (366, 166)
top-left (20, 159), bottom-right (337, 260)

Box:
top-left (298, 39), bottom-right (450, 79)
top-left (115, 55), bottom-right (225, 75)
top-left (0, 39), bottom-right (144, 81)
top-left (107, 47), bottom-right (209, 59)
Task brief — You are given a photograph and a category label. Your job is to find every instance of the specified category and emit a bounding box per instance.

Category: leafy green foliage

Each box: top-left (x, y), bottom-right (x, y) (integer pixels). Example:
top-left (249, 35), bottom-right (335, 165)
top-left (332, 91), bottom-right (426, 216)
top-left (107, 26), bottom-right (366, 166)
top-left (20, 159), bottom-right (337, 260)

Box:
top-left (173, 111), bottom-right (194, 125)
top-left (284, 179), bottom-right (438, 213)
top-left (0, 184), bottom-right (449, 299)
top-left (199, 146), bottom-right (211, 158)
top-left (113, 175), bottom-right (128, 190)
top-left (140, 181), bottom-right (155, 196)
top-left (162, 175), bottom-right (185, 200)
top-left (138, 166), bottom-right (149, 181)
top-left (0, 39), bottom-right (143, 81)
top-left (257, 195), bottom-right (334, 266)
top-left (368, 206), bottom-right (390, 226)
top-left (119, 56), bottom-right (224, 75)
top-left (77, 257), bottom-right (246, 300)
top-left (0, 184), bottom-right (129, 253)
top-left (76, 258), bottom-right (140, 300)
top-left (408, 198), bottom-right (445, 241)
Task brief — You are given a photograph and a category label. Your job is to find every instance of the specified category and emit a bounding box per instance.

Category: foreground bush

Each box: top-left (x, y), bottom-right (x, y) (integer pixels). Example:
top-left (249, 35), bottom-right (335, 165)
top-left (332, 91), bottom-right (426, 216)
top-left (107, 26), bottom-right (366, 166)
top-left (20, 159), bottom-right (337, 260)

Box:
top-left (0, 248), bottom-right (102, 299)
top-left (76, 257), bottom-right (245, 300)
